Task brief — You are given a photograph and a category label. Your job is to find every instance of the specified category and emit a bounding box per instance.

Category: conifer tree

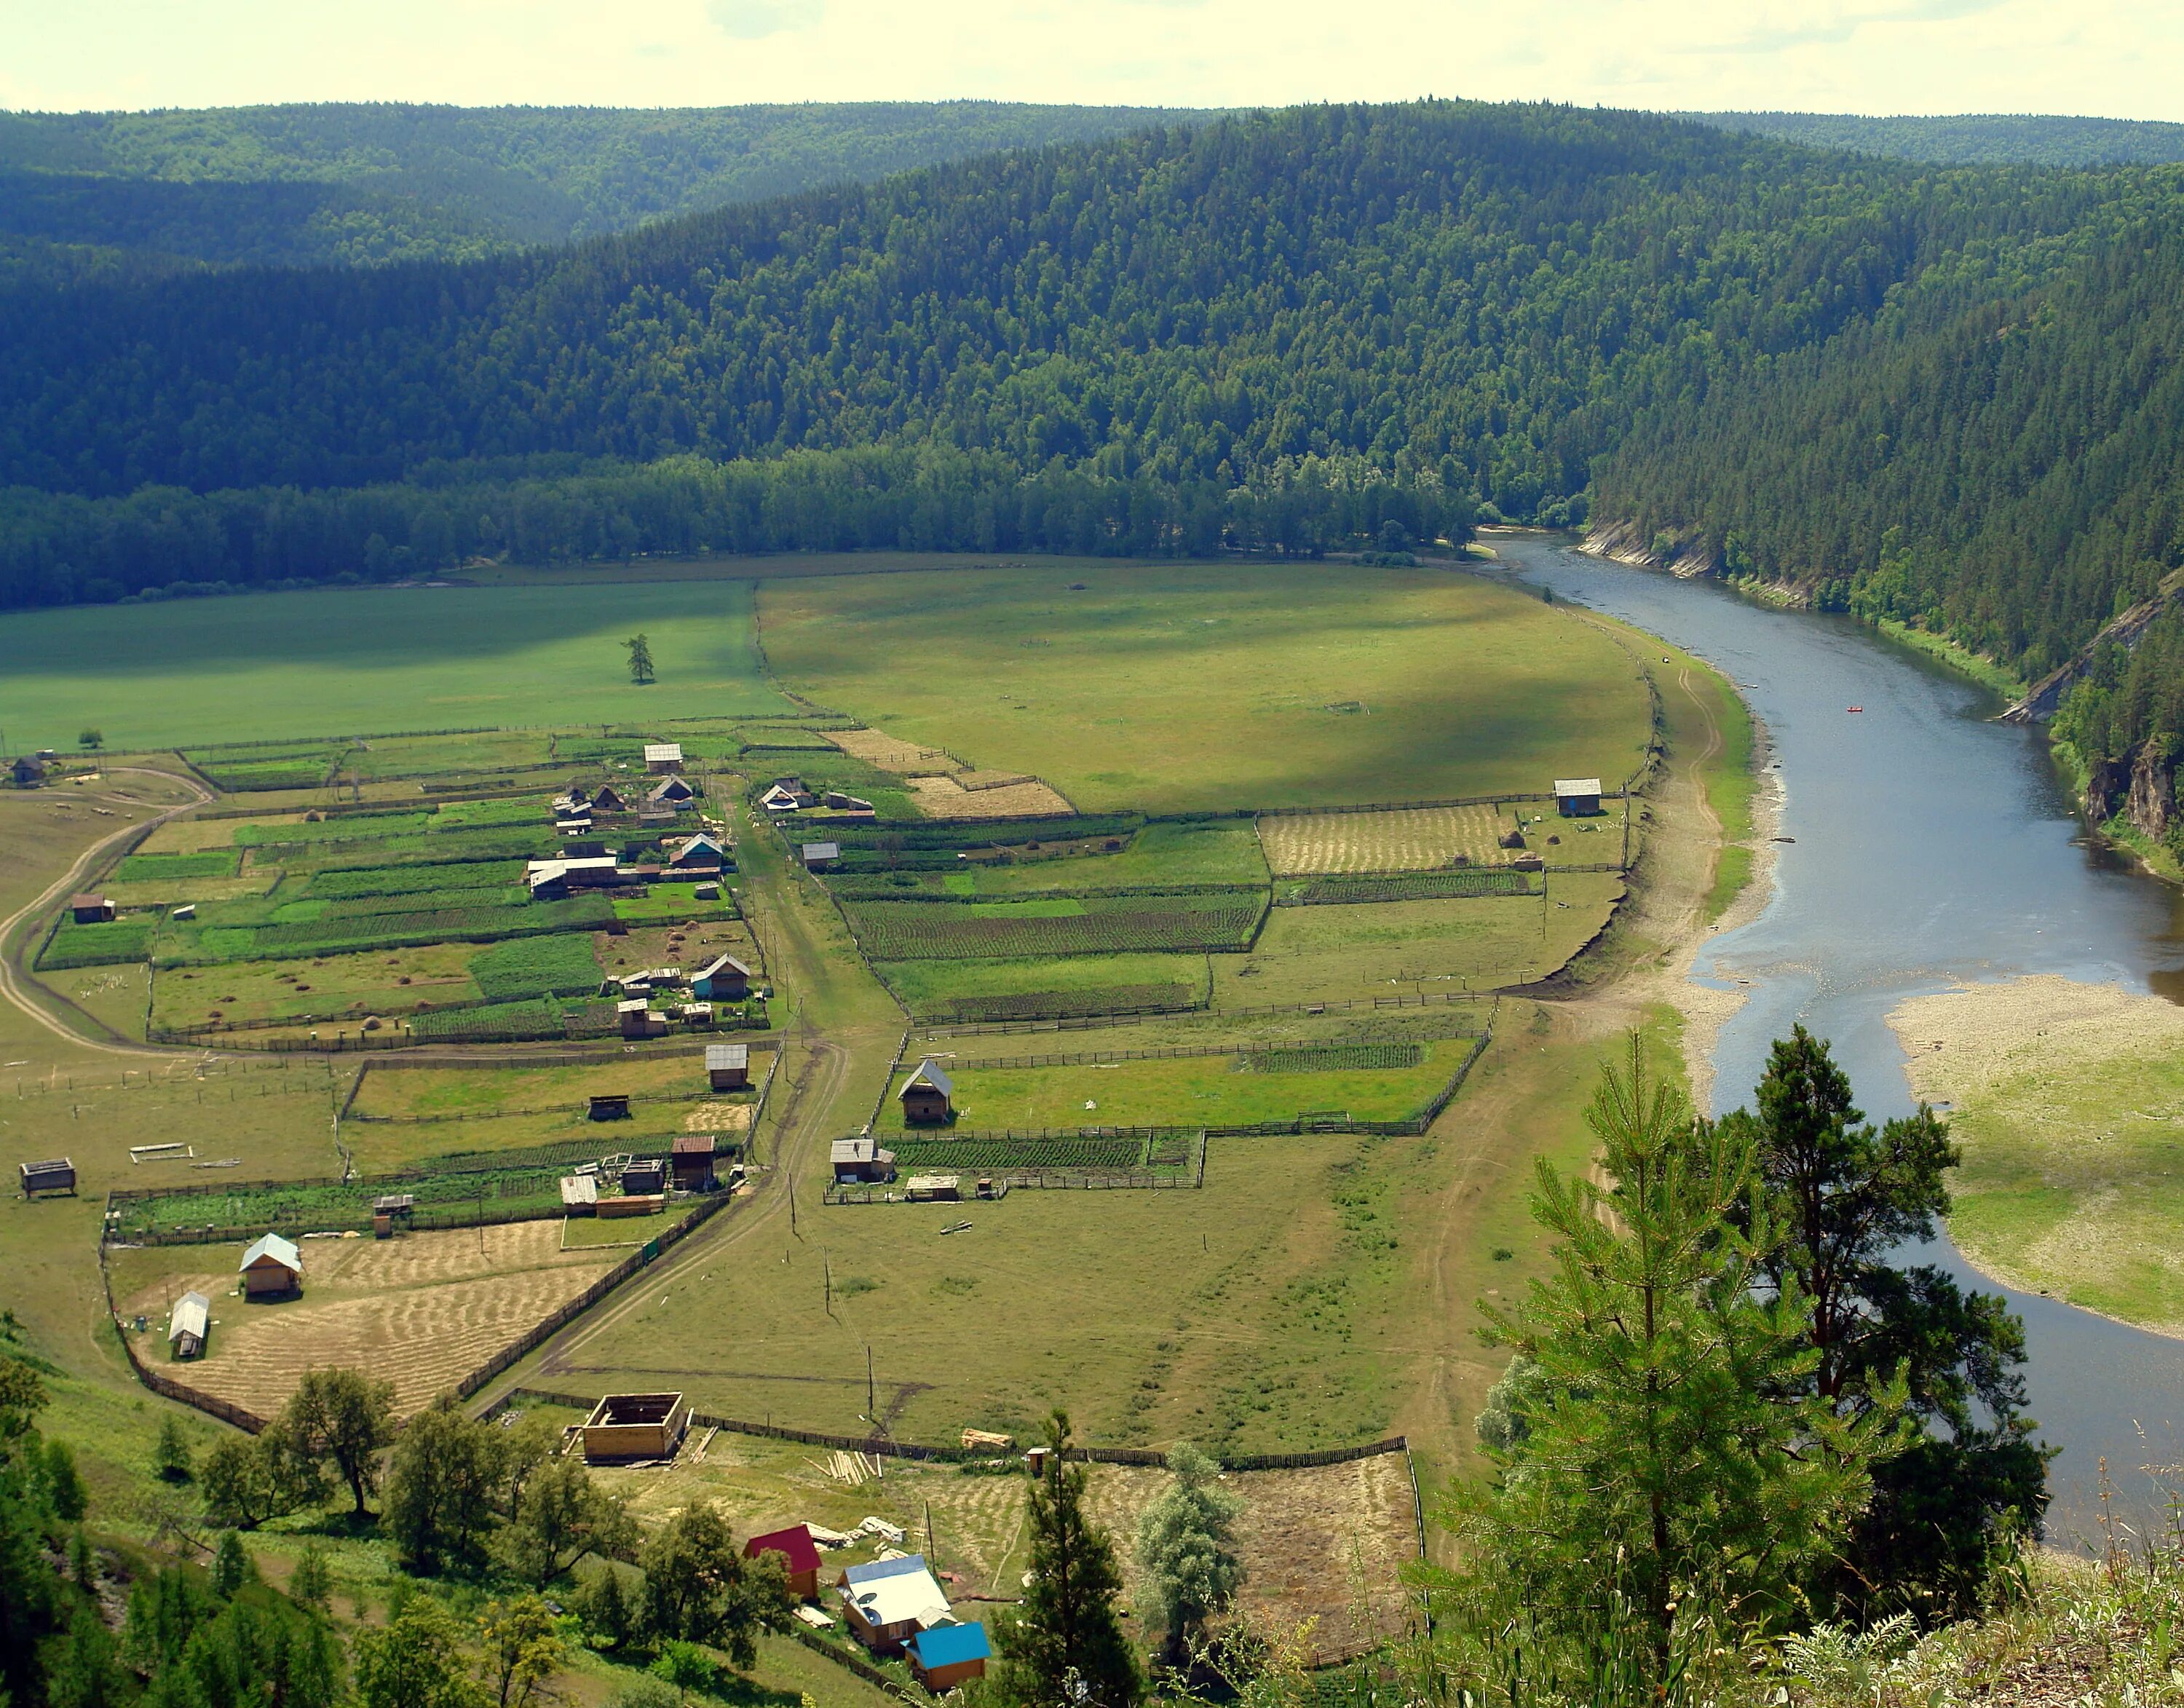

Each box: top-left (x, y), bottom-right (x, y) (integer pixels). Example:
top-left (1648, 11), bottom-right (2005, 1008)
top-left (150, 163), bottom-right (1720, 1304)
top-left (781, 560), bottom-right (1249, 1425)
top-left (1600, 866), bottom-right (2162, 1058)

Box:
top-left (625, 633), bottom-right (655, 685)
top-left (998, 1411), bottom-right (1140, 1708)
top-left (1443, 1035), bottom-right (1904, 1692)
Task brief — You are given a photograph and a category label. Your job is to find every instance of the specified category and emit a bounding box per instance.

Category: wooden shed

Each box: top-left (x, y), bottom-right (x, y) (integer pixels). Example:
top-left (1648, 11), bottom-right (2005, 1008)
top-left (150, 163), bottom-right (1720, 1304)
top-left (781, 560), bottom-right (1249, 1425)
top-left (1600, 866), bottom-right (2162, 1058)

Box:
top-left (744, 1524), bottom-right (824, 1601)
top-left (644, 743), bottom-right (684, 774)
top-left (70, 894), bottom-right (116, 924)
top-left (618, 999), bottom-right (667, 1040)
top-left (19, 1157), bottom-right (75, 1197)
top-left (831, 1136), bottom-right (896, 1184)
top-left (588, 1094), bottom-right (633, 1122)
top-left (705, 1042), bottom-right (751, 1091)
top-left (239, 1233), bottom-right (301, 1298)
top-left (1554, 777), bottom-right (1604, 817)
top-left (580, 1392), bottom-right (689, 1463)
top-left (621, 1158), bottom-right (668, 1195)
top-left (167, 1291), bottom-right (210, 1359)
top-left (371, 1193), bottom-right (414, 1238)
top-left (908, 1622), bottom-right (992, 1692)
top-left (897, 1059), bottom-right (955, 1125)
top-left (671, 1133), bottom-right (717, 1192)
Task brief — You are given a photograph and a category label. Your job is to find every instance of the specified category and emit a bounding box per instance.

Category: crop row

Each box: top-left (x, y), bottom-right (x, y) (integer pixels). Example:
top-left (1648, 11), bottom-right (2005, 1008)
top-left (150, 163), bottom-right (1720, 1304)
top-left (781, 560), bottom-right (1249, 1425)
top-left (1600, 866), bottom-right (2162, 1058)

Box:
top-left (405, 997), bottom-right (622, 1042)
top-left (470, 934), bottom-right (606, 1002)
top-left (302, 858), bottom-right (530, 899)
top-left (1241, 1043), bottom-right (1427, 1073)
top-left (847, 901), bottom-right (1262, 960)
top-left (818, 813), bottom-right (1139, 852)
top-left (156, 895), bottom-right (613, 965)
top-left (116, 850), bottom-right (242, 882)
top-left (928, 983), bottom-right (1200, 1022)
top-left (112, 1166), bottom-right (571, 1238)
top-left (887, 1135), bottom-right (1150, 1171)
top-left (1286, 869), bottom-right (1535, 904)
top-left (38, 917), bottom-right (156, 970)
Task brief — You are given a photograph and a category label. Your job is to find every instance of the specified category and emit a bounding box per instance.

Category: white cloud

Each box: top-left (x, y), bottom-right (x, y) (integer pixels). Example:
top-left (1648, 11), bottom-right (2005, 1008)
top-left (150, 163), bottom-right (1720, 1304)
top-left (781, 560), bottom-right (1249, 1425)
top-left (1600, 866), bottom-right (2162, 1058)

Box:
top-left (705, 0), bottom-right (823, 40)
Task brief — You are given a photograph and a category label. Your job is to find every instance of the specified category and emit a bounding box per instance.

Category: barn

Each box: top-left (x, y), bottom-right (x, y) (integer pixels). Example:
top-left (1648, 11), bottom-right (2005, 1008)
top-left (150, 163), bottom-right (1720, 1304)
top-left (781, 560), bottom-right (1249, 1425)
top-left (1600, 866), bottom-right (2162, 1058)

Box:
top-left (167, 1291), bottom-right (211, 1359)
top-left (70, 894), bottom-right (116, 924)
top-left (1554, 777), bottom-right (1604, 817)
top-left (743, 1524), bottom-right (824, 1600)
top-left (239, 1233), bottom-right (301, 1298)
top-left (799, 842), bottom-right (840, 871)
top-left (897, 1059), bottom-right (955, 1124)
top-left (706, 1042), bottom-right (751, 1091)
top-left (647, 775), bottom-right (697, 812)
top-left (644, 743), bottom-right (684, 774)
top-left (591, 783), bottom-right (629, 813)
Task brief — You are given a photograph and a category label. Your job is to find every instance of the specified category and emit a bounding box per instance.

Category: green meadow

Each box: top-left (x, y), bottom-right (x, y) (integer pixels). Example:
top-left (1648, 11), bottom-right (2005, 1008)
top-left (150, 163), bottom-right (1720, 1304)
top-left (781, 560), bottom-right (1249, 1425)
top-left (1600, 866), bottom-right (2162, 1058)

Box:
top-left (759, 562), bottom-right (1653, 813)
top-left (0, 579), bottom-right (791, 749)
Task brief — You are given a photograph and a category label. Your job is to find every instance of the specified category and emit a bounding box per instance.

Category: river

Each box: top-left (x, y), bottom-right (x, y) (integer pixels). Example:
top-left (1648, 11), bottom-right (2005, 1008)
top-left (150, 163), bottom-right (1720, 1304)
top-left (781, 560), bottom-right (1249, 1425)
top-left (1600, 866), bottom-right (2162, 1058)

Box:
top-left (1492, 531), bottom-right (2184, 1546)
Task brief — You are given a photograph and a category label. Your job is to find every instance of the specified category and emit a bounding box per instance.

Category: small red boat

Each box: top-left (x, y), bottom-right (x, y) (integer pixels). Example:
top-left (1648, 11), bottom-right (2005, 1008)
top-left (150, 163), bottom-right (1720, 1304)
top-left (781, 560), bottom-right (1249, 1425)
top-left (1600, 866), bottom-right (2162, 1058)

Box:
top-left (1847, 705), bottom-right (1864, 713)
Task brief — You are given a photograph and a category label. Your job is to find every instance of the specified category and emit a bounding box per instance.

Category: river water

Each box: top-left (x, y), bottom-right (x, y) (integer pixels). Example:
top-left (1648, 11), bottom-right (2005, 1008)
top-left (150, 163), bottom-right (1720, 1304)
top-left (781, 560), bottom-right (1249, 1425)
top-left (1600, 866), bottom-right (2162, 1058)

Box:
top-left (1492, 531), bottom-right (2184, 1544)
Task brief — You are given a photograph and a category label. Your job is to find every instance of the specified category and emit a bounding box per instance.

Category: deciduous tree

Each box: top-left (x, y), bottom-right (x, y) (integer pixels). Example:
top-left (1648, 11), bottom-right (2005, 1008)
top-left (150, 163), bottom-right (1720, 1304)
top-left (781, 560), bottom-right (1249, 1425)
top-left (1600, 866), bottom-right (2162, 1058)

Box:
top-left (1134, 1442), bottom-right (1242, 1665)
top-left (282, 1367), bottom-right (395, 1518)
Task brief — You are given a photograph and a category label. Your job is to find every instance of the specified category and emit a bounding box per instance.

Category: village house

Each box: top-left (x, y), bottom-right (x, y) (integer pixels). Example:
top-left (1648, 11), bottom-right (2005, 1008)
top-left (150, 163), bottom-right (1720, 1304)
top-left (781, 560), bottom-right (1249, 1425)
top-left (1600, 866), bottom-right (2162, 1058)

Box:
top-left (644, 743), bottom-right (684, 774)
top-left (705, 1042), bottom-right (751, 1091)
top-left (692, 953), bottom-right (751, 1000)
top-left (12, 756), bottom-right (48, 788)
top-left (758, 783), bottom-right (804, 815)
top-left (668, 831), bottom-right (727, 870)
top-left (167, 1292), bottom-right (211, 1360)
top-left (799, 841), bottom-right (840, 871)
top-left (618, 997), bottom-right (667, 1039)
top-left (1554, 777), bottom-right (1605, 817)
top-left (823, 789), bottom-right (875, 813)
top-left (70, 894), bottom-right (116, 924)
top-left (897, 1059), bottom-right (955, 1124)
top-left (830, 1136), bottom-right (897, 1184)
top-left (526, 855), bottom-right (622, 901)
top-left (590, 783), bottom-right (629, 813)
top-left (239, 1233), bottom-right (301, 1298)
top-left (908, 1623), bottom-right (992, 1692)
top-left (836, 1555), bottom-right (954, 1656)
top-left (743, 1525), bottom-right (823, 1601)
top-left (647, 775), bottom-right (697, 812)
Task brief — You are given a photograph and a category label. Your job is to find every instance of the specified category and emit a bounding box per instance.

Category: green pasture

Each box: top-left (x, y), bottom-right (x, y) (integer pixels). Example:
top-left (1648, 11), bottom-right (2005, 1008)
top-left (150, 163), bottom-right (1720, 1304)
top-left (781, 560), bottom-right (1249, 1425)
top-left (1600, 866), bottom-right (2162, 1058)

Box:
top-left (871, 951), bottom-right (1212, 1019)
top-left (0, 578), bottom-right (792, 749)
top-left (1213, 875), bottom-right (1624, 1004)
top-left (848, 819), bottom-right (1268, 894)
top-left (878, 1032), bottom-right (1478, 1132)
top-left (759, 562), bottom-right (1653, 812)
top-left (350, 1055), bottom-right (727, 1120)
top-left (842, 887), bottom-right (1266, 960)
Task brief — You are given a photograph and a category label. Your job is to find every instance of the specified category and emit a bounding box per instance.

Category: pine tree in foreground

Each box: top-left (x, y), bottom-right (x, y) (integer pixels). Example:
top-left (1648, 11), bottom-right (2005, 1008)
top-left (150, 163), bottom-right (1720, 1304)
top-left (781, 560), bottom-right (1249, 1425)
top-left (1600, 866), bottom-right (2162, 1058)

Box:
top-left (1435, 1034), bottom-right (1907, 1699)
top-left (997, 1411), bottom-right (1141, 1708)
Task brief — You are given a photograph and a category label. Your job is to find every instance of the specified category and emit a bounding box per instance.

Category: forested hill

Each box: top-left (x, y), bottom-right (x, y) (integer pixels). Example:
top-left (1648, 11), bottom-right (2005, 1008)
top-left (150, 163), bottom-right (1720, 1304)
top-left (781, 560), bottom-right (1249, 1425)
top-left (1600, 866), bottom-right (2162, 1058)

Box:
top-left (1687, 111), bottom-right (2184, 167)
top-left (0, 100), bottom-right (1209, 269)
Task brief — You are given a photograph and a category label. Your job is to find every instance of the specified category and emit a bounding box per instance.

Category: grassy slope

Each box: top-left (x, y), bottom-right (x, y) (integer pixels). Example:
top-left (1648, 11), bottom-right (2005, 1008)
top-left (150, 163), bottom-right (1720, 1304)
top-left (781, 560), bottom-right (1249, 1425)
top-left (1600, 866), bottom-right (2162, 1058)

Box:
top-left (758, 562), bottom-right (1653, 813)
top-left (0, 580), bottom-right (791, 749)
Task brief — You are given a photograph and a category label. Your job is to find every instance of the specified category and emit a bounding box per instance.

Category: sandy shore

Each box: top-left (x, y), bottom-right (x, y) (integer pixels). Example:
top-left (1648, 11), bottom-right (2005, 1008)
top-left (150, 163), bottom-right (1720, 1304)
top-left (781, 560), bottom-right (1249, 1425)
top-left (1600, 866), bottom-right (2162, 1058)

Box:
top-left (1888, 975), bottom-right (2184, 1104)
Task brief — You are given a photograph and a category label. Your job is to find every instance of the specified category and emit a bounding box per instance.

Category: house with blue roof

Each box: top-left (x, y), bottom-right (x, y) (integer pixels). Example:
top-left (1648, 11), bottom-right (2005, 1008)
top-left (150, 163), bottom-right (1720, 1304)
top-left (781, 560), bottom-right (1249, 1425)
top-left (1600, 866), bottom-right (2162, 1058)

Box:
top-left (908, 1621), bottom-right (991, 1691)
top-left (836, 1553), bottom-right (953, 1654)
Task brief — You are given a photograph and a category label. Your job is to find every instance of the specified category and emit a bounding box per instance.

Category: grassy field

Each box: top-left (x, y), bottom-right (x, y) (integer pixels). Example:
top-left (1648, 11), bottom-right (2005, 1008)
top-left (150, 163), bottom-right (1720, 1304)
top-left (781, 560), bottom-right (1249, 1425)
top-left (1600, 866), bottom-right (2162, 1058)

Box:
top-left (871, 950), bottom-right (1212, 1019)
top-left (0, 580), bottom-right (793, 749)
top-left (876, 1032), bottom-right (1481, 1131)
top-left (759, 562), bottom-right (1653, 812)
top-left (1213, 875), bottom-right (1623, 1005)
top-left (1893, 976), bottom-right (2184, 1334)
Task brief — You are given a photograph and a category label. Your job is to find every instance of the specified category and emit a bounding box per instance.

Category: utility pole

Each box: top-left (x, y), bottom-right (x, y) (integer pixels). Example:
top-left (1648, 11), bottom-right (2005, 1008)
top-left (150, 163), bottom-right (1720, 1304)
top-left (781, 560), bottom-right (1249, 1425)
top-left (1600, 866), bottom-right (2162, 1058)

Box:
top-left (867, 1345), bottom-right (876, 1419)
top-left (1621, 785), bottom-right (1631, 869)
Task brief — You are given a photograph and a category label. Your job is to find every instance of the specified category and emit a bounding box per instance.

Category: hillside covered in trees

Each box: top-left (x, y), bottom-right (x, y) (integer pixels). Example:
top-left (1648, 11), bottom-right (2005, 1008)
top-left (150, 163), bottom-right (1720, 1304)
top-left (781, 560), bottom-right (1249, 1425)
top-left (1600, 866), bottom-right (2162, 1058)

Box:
top-left (1688, 109), bottom-right (2184, 166)
top-left (0, 100), bottom-right (1208, 270)
top-left (7, 99), bottom-right (2177, 609)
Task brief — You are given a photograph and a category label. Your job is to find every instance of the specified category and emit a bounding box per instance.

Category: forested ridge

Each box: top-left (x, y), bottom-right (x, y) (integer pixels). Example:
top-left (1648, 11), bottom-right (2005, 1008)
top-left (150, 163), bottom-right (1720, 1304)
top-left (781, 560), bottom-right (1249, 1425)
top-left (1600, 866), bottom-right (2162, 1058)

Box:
top-left (2, 99), bottom-right (2168, 612)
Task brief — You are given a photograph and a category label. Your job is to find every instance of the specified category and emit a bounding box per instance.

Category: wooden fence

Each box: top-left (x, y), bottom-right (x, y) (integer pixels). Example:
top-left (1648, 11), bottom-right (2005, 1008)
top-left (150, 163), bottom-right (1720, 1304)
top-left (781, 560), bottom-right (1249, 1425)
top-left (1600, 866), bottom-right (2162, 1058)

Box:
top-left (954, 1033), bottom-right (1483, 1072)
top-left (482, 1385), bottom-right (1406, 1472)
top-left (918, 989), bottom-right (1490, 1038)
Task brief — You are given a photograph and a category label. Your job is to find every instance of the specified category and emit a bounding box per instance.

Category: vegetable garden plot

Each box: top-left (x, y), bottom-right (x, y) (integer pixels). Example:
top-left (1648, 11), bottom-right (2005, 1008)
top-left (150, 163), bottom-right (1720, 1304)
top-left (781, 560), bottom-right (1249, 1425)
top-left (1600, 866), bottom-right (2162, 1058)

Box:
top-left (1241, 1043), bottom-right (1425, 1073)
top-left (116, 850), bottom-right (242, 883)
top-left (932, 983), bottom-right (1200, 1021)
top-left (888, 1134), bottom-right (1154, 1171)
top-left (1285, 869), bottom-right (1534, 904)
top-left (38, 916), bottom-right (156, 970)
top-left (157, 893), bottom-right (612, 964)
top-left (470, 934), bottom-right (605, 1001)
top-left (844, 890), bottom-right (1266, 959)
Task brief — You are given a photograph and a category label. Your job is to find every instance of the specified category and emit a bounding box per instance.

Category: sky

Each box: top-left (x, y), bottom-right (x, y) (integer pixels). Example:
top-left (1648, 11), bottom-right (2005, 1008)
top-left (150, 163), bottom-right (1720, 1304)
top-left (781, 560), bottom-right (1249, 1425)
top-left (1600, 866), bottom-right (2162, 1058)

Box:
top-left (1, 0), bottom-right (2180, 119)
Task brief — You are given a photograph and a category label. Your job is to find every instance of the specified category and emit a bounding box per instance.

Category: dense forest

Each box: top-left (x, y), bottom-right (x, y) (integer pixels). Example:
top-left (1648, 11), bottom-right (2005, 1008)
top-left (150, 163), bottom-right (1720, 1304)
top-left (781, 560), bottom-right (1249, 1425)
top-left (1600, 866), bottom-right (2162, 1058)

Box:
top-left (4, 99), bottom-right (2169, 608)
top-left (1690, 110), bottom-right (2184, 166)
top-left (0, 101), bottom-right (1206, 268)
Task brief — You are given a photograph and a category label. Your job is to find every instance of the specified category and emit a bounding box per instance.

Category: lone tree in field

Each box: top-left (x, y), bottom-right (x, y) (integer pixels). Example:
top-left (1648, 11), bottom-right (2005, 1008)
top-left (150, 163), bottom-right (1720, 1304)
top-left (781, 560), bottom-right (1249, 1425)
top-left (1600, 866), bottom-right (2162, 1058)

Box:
top-left (1441, 1035), bottom-right (1904, 1696)
top-left (625, 633), bottom-right (655, 685)
top-left (1135, 1442), bottom-right (1243, 1667)
top-left (998, 1411), bottom-right (1140, 1708)
top-left (77, 729), bottom-right (103, 751)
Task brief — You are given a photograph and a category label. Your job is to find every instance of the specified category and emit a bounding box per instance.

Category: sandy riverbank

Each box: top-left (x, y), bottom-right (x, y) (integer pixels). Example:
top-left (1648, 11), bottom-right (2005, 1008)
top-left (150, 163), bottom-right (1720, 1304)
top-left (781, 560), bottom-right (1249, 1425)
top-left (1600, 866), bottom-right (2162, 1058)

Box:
top-left (1887, 975), bottom-right (2184, 1336)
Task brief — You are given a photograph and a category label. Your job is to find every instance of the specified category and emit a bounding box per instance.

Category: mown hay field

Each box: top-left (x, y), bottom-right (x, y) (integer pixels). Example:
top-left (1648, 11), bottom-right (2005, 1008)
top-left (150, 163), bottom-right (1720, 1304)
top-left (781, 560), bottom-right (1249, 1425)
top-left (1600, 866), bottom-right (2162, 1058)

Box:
top-left (1259, 804), bottom-right (1511, 874)
top-left (114, 1222), bottom-right (622, 1418)
top-left (759, 563), bottom-right (1653, 813)
top-left (904, 774), bottom-right (1076, 818)
top-left (871, 951), bottom-right (1213, 1021)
